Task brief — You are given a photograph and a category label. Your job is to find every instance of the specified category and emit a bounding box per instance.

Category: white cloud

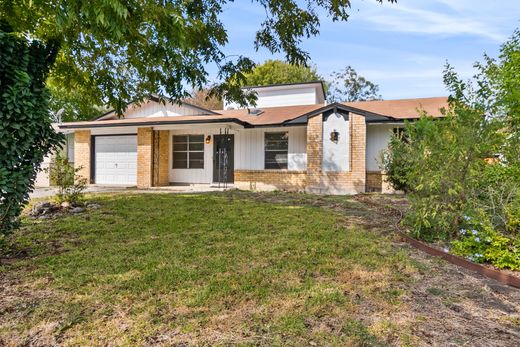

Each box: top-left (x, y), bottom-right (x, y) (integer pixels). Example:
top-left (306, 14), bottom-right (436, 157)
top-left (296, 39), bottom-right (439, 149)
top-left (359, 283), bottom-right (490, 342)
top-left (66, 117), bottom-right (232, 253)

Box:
top-left (355, 0), bottom-right (512, 42)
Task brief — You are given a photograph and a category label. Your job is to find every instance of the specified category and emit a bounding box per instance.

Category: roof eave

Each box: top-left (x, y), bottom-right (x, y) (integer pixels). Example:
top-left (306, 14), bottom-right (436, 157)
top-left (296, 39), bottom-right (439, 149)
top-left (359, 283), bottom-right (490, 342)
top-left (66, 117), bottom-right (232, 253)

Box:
top-left (282, 102), bottom-right (397, 125)
top-left (58, 118), bottom-right (250, 130)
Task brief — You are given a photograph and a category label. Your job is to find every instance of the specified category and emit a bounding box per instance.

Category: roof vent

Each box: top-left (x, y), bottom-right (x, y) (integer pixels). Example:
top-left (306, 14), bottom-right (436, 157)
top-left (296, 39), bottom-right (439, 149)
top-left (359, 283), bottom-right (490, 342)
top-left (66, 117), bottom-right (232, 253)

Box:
top-left (247, 108), bottom-right (263, 116)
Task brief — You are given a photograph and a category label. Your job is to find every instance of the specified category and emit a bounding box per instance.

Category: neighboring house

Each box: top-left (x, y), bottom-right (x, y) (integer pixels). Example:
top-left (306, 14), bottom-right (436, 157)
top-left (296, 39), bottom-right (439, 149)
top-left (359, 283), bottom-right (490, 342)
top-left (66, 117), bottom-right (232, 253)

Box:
top-left (51, 81), bottom-right (447, 194)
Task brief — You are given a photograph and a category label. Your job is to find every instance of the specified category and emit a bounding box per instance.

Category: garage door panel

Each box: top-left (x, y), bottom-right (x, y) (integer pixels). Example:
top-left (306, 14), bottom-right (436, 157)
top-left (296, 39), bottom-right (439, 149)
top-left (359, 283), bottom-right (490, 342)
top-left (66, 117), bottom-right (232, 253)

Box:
top-left (95, 136), bottom-right (137, 185)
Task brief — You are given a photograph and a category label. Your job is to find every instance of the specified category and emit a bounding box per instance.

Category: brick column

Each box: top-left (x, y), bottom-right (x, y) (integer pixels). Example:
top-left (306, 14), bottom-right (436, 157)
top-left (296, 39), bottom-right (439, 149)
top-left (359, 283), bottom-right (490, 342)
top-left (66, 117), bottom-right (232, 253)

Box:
top-left (74, 130), bottom-right (91, 183)
top-left (350, 114), bottom-right (366, 192)
top-left (137, 127), bottom-right (153, 188)
top-left (155, 130), bottom-right (170, 186)
top-left (306, 114), bottom-right (323, 190)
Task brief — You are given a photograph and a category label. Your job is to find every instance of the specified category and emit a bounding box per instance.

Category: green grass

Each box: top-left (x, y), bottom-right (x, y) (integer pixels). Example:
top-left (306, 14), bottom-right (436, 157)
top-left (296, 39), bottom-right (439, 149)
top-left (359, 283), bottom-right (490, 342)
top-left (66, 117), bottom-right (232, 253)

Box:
top-left (0, 192), bottom-right (419, 346)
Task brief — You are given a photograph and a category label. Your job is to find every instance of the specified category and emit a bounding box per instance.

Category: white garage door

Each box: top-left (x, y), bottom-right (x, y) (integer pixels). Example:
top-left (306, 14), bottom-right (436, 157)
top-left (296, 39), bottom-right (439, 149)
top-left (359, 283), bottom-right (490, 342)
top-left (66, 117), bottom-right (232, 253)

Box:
top-left (95, 135), bottom-right (137, 185)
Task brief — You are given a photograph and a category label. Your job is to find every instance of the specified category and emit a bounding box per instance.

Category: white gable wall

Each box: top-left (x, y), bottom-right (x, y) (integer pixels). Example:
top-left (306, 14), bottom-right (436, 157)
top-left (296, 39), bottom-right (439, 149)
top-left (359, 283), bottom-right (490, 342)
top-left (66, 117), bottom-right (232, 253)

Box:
top-left (322, 113), bottom-right (349, 172)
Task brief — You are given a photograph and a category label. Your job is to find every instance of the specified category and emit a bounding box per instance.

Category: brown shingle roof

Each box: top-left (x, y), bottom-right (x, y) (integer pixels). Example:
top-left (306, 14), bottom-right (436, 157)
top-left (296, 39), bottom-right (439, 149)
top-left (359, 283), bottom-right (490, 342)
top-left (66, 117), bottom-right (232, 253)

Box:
top-left (215, 104), bottom-right (324, 125)
top-left (343, 97), bottom-right (448, 119)
top-left (58, 104), bottom-right (325, 129)
top-left (58, 97), bottom-right (448, 130)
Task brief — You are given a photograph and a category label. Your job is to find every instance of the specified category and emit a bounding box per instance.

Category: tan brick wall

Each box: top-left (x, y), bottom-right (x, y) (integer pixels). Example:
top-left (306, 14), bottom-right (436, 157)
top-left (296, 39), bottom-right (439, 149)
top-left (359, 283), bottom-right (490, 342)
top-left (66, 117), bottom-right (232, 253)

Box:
top-left (137, 127), bottom-right (153, 188)
top-left (305, 113), bottom-right (366, 194)
top-left (234, 170), bottom-right (307, 191)
top-left (156, 130), bottom-right (170, 186)
top-left (348, 113), bottom-right (367, 192)
top-left (366, 172), bottom-right (383, 192)
top-left (74, 130), bottom-right (91, 183)
top-left (306, 114), bottom-right (323, 189)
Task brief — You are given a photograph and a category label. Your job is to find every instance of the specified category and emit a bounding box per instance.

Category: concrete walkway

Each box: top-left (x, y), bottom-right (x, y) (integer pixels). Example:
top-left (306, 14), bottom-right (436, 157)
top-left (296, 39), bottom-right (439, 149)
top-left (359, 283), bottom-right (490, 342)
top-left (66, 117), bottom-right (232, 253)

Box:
top-left (30, 184), bottom-right (235, 199)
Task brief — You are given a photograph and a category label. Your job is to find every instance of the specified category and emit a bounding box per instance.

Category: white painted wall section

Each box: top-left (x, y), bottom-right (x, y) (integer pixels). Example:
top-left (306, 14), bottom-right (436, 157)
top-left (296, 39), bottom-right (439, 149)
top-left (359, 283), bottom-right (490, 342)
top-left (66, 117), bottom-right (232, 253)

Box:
top-left (66, 133), bottom-right (75, 163)
top-left (169, 129), bottom-right (214, 184)
top-left (35, 154), bottom-right (53, 187)
top-left (366, 124), bottom-right (400, 172)
top-left (322, 113), bottom-right (349, 172)
top-left (234, 126), bottom-right (307, 171)
top-left (254, 87), bottom-right (318, 108)
top-left (224, 83), bottom-right (324, 109)
top-left (169, 126), bottom-right (307, 184)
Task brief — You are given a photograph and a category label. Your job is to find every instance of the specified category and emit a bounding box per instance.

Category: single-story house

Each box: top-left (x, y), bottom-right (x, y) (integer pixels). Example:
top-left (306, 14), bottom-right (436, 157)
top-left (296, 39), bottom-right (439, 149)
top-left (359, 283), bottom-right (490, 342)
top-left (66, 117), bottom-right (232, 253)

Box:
top-left (50, 81), bottom-right (447, 194)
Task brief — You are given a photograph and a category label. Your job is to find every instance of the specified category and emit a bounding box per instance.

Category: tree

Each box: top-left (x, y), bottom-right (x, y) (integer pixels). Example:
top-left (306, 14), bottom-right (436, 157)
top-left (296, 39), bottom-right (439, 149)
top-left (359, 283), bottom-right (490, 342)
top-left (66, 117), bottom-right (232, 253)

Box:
top-left (0, 0), bottom-right (396, 235)
top-left (47, 78), bottom-right (105, 122)
top-left (185, 88), bottom-right (223, 110)
top-left (243, 59), bottom-right (322, 86)
top-left (1, 0), bottom-right (395, 113)
top-left (328, 66), bottom-right (381, 102)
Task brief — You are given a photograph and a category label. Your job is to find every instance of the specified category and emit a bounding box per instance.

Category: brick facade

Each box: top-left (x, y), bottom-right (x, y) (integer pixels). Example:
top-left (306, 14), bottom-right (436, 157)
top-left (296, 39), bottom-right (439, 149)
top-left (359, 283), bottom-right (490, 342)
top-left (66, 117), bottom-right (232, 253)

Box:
top-left (306, 114), bottom-right (323, 191)
top-left (74, 130), bottom-right (91, 183)
top-left (137, 127), bottom-right (153, 188)
top-left (234, 170), bottom-right (307, 191)
top-left (366, 172), bottom-right (383, 192)
top-left (154, 130), bottom-right (170, 186)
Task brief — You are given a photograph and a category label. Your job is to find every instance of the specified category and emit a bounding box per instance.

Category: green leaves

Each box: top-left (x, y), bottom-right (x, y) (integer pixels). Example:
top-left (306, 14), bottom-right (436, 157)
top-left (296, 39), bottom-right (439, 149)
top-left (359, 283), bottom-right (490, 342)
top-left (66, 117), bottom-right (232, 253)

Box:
top-left (1, 0), bottom-right (395, 116)
top-left (0, 30), bottom-right (63, 235)
top-left (243, 59), bottom-right (322, 87)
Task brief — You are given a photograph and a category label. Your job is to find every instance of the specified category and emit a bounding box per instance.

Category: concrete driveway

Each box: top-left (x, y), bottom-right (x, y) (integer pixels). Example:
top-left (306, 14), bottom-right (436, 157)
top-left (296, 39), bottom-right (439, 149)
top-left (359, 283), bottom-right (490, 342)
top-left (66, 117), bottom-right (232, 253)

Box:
top-left (30, 184), bottom-right (234, 199)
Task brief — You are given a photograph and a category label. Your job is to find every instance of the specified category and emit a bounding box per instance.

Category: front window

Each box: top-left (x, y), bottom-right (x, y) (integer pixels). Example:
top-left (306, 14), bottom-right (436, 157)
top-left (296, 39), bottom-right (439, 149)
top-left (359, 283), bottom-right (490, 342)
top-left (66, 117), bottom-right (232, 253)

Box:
top-left (172, 135), bottom-right (204, 169)
top-left (264, 132), bottom-right (288, 169)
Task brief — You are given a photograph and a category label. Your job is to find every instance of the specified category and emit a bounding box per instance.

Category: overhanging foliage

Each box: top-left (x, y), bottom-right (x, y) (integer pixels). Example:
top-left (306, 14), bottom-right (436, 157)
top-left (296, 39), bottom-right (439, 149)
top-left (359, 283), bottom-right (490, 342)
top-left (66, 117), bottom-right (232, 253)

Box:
top-left (0, 28), bottom-right (63, 235)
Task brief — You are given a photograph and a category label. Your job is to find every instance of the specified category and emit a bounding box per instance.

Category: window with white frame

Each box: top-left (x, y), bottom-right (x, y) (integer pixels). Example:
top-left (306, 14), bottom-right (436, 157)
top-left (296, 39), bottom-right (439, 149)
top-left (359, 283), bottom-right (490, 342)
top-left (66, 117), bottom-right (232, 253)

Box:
top-left (264, 132), bottom-right (288, 169)
top-left (172, 135), bottom-right (204, 169)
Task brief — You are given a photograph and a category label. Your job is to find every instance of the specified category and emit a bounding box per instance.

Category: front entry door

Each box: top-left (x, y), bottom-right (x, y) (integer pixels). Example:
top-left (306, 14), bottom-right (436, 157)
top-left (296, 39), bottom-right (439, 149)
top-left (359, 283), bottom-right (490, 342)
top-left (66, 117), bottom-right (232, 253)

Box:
top-left (213, 134), bottom-right (234, 183)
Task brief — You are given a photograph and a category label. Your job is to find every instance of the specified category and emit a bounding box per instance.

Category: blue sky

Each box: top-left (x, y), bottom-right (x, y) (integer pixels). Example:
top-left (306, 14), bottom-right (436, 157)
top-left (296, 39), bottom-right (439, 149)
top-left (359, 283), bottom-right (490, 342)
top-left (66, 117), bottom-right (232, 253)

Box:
top-left (215, 0), bottom-right (519, 99)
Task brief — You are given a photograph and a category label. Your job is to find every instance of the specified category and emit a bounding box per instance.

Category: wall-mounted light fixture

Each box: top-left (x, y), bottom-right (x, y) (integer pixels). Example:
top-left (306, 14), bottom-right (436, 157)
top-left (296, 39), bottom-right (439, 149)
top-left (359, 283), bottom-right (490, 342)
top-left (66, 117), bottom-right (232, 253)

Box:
top-left (330, 129), bottom-right (339, 143)
top-left (205, 135), bottom-right (212, 144)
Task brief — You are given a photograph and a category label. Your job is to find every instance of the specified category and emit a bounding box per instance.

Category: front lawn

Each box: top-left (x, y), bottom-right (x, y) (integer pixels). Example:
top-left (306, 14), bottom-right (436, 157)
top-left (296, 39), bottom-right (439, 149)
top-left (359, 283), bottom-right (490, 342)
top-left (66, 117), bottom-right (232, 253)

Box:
top-left (1, 192), bottom-right (519, 346)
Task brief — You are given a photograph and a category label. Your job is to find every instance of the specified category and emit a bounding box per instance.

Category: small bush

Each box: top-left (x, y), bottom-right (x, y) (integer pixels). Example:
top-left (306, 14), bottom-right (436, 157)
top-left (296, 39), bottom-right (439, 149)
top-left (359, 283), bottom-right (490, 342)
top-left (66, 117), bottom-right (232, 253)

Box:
top-left (476, 164), bottom-right (520, 235)
top-left (381, 131), bottom-right (413, 192)
top-left (50, 154), bottom-right (87, 205)
top-left (451, 214), bottom-right (520, 270)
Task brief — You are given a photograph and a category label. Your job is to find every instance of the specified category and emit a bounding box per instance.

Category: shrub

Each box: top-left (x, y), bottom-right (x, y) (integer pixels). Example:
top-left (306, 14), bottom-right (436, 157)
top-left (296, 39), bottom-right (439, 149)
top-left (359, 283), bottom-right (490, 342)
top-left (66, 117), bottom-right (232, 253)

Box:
top-left (0, 28), bottom-right (63, 236)
top-left (383, 30), bottom-right (520, 271)
top-left (381, 130), bottom-right (413, 192)
top-left (451, 214), bottom-right (520, 270)
top-left (50, 154), bottom-right (87, 205)
top-left (475, 164), bottom-right (520, 235)
top-left (506, 196), bottom-right (520, 235)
